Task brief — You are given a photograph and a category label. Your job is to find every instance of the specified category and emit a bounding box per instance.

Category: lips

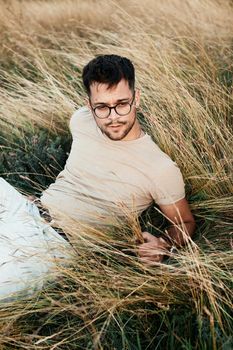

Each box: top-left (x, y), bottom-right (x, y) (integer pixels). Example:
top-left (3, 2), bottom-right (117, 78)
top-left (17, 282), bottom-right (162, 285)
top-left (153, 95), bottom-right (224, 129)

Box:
top-left (109, 124), bottom-right (121, 129)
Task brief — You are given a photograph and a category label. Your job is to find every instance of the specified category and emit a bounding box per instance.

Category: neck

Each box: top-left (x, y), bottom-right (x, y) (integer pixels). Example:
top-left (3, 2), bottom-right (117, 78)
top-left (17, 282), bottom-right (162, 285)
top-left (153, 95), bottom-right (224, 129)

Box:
top-left (123, 119), bottom-right (143, 141)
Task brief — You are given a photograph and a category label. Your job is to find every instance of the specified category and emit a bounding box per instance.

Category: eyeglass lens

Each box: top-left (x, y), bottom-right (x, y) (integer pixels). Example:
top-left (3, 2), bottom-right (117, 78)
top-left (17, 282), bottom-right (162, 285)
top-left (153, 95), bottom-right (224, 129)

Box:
top-left (94, 103), bottom-right (132, 118)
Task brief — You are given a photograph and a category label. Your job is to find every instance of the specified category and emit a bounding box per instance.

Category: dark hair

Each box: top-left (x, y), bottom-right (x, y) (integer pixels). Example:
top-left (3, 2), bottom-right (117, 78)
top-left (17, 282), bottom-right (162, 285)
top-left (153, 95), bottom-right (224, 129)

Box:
top-left (82, 54), bottom-right (135, 96)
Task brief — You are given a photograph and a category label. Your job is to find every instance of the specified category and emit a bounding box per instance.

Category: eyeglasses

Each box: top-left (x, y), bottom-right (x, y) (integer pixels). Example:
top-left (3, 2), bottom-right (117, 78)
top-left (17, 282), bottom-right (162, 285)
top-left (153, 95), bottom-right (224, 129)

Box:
top-left (89, 91), bottom-right (135, 119)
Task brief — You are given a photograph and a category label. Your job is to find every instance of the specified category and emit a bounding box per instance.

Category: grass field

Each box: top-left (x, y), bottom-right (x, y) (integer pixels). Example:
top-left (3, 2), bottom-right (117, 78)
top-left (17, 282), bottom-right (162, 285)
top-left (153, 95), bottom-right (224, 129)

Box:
top-left (0, 0), bottom-right (232, 349)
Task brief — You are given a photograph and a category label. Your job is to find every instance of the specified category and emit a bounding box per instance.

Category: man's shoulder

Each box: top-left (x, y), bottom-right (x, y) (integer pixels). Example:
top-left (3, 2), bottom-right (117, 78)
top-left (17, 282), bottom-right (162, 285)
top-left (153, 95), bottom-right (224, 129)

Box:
top-left (144, 145), bottom-right (185, 204)
top-left (142, 141), bottom-right (183, 180)
top-left (144, 141), bottom-right (175, 169)
top-left (70, 106), bottom-right (91, 124)
top-left (69, 106), bottom-right (93, 134)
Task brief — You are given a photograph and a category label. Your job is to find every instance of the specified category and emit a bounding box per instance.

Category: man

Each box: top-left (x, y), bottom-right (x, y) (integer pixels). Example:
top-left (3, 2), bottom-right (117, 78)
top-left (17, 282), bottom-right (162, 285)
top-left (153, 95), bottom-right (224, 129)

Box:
top-left (41, 54), bottom-right (195, 264)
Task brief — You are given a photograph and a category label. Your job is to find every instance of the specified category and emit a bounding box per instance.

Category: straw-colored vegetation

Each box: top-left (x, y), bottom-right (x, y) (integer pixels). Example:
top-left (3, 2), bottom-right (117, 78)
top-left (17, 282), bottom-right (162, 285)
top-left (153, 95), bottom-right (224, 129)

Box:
top-left (0, 0), bottom-right (232, 349)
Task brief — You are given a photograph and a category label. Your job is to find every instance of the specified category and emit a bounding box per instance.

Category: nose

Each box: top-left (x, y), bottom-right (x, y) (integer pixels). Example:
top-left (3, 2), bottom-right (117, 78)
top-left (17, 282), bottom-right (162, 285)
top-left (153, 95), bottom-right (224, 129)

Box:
top-left (108, 107), bottom-right (118, 121)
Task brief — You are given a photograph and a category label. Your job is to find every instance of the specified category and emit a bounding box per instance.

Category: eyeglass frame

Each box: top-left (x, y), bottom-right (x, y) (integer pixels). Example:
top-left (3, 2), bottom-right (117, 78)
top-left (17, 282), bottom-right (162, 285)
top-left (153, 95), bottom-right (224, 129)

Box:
top-left (89, 90), bottom-right (136, 119)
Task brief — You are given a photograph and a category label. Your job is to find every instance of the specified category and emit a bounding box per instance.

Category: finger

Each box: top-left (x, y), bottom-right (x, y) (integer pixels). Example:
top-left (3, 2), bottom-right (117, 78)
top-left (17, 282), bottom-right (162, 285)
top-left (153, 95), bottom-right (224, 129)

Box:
top-left (139, 256), bottom-right (163, 265)
top-left (138, 249), bottom-right (165, 259)
top-left (138, 249), bottom-right (162, 258)
top-left (138, 244), bottom-right (165, 257)
top-left (141, 232), bottom-right (153, 241)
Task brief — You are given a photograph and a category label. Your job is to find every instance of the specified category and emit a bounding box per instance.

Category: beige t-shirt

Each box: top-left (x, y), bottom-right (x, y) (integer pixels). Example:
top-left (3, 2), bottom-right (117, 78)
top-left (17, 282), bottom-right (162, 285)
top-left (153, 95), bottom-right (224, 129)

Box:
top-left (41, 107), bottom-right (185, 225)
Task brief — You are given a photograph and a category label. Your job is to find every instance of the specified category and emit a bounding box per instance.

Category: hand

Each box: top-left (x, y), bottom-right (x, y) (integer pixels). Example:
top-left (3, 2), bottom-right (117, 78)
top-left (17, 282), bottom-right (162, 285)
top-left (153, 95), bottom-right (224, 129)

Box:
top-left (137, 231), bottom-right (170, 265)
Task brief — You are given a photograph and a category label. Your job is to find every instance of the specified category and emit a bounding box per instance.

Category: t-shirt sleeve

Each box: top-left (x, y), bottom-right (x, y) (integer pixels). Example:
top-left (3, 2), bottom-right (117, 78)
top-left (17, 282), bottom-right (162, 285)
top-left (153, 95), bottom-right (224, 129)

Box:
top-left (150, 162), bottom-right (185, 205)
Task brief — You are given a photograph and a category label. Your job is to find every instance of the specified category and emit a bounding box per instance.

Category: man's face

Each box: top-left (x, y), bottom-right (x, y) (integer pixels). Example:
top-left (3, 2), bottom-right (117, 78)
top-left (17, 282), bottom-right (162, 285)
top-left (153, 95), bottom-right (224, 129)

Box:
top-left (88, 79), bottom-right (140, 141)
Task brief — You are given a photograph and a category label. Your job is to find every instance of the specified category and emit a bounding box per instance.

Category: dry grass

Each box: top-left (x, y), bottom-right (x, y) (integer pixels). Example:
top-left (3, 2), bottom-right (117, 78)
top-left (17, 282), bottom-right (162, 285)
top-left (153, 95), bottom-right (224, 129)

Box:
top-left (0, 0), bottom-right (232, 348)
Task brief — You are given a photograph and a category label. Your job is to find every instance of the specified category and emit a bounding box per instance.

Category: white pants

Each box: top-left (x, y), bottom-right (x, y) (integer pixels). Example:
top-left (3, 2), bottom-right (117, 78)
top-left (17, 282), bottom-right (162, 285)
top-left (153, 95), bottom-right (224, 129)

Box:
top-left (0, 178), bottom-right (71, 301)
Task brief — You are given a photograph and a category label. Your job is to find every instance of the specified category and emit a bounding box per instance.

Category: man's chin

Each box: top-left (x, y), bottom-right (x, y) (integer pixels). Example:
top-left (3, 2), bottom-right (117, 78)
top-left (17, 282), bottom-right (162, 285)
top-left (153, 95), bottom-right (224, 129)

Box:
top-left (100, 126), bottom-right (125, 141)
top-left (104, 132), bottom-right (125, 141)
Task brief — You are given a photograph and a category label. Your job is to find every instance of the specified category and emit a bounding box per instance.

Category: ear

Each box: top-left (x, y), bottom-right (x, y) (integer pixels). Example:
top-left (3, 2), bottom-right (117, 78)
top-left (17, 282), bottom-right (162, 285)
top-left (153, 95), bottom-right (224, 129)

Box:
top-left (85, 97), bottom-right (91, 110)
top-left (135, 88), bottom-right (140, 108)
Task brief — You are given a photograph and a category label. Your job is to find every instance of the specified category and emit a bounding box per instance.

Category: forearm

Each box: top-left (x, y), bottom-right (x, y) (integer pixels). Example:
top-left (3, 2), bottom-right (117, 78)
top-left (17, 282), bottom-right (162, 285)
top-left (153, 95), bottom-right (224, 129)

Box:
top-left (138, 198), bottom-right (196, 264)
top-left (163, 221), bottom-right (196, 247)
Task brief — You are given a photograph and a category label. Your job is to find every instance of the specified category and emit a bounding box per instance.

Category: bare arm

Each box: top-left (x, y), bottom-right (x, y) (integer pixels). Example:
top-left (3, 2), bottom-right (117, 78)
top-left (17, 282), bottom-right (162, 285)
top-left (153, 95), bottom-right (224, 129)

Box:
top-left (138, 198), bottom-right (196, 264)
top-left (159, 197), bottom-right (196, 246)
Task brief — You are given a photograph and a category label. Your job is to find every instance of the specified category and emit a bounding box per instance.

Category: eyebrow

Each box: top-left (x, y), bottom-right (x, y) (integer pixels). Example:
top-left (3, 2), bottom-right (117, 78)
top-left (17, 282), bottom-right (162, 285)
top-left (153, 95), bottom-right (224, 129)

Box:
top-left (92, 97), bottom-right (131, 107)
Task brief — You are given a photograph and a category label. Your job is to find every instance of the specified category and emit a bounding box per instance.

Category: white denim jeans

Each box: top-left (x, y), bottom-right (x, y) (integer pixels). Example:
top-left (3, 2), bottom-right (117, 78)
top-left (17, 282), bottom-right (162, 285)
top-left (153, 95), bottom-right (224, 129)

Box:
top-left (0, 178), bottom-right (71, 301)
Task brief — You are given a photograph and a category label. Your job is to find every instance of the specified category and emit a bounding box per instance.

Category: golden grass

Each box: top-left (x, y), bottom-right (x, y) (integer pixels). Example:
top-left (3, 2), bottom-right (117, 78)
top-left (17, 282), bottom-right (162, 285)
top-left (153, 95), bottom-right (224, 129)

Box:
top-left (0, 0), bottom-right (232, 348)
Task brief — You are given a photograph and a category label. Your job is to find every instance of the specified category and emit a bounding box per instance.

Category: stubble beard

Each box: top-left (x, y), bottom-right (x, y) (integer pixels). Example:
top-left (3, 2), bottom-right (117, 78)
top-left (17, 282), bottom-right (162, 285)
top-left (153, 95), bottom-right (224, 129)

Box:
top-left (98, 114), bottom-right (137, 141)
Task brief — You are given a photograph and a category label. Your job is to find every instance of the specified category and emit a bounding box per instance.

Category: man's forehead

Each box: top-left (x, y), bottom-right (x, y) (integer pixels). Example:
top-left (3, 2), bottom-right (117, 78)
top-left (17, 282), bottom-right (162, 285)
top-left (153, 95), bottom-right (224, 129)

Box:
top-left (89, 80), bottom-right (131, 102)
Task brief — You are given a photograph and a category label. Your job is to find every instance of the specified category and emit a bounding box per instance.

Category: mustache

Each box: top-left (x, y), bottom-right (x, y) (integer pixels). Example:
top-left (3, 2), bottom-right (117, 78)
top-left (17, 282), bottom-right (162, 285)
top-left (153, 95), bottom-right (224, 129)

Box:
top-left (105, 121), bottom-right (127, 126)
